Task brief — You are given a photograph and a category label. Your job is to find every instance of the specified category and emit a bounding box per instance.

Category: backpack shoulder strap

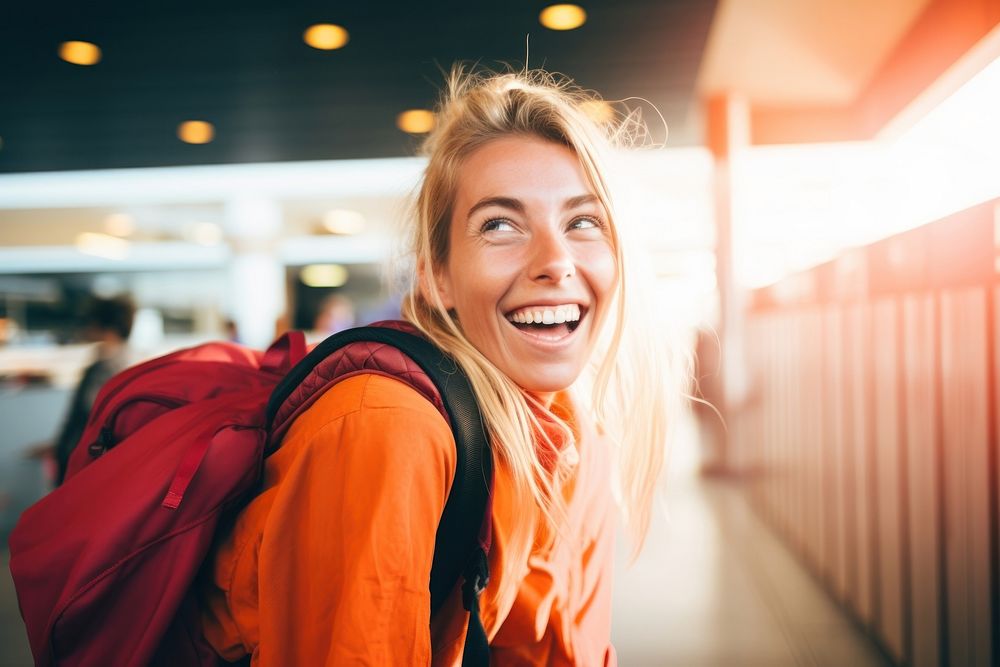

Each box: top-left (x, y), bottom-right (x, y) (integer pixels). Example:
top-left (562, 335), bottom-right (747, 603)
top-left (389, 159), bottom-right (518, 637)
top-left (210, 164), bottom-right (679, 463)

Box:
top-left (265, 324), bottom-right (493, 620)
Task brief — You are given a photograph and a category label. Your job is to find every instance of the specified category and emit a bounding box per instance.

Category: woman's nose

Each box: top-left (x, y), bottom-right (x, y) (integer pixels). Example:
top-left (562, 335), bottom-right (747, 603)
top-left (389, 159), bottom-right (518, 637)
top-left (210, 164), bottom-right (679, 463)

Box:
top-left (529, 229), bottom-right (575, 283)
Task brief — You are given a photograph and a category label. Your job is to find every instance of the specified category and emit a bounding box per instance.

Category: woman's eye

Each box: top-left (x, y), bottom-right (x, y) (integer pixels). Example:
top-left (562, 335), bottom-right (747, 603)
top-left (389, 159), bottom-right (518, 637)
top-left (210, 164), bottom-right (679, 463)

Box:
top-left (569, 216), bottom-right (602, 230)
top-left (482, 218), bottom-right (515, 233)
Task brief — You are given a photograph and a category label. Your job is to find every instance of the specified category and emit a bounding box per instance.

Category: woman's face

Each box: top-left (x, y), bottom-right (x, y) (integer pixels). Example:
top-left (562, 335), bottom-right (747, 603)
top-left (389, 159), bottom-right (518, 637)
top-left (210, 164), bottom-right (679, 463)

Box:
top-left (433, 135), bottom-right (618, 396)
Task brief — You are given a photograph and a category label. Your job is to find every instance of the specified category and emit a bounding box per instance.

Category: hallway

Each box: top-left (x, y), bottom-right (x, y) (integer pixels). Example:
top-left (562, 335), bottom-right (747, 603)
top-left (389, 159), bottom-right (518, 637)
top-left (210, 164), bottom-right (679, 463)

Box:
top-left (612, 471), bottom-right (891, 666)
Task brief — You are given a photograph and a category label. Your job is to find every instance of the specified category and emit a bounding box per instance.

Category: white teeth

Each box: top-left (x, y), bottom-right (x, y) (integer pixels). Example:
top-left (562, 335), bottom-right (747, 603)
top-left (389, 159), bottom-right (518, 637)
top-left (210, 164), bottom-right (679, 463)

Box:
top-left (507, 304), bottom-right (581, 325)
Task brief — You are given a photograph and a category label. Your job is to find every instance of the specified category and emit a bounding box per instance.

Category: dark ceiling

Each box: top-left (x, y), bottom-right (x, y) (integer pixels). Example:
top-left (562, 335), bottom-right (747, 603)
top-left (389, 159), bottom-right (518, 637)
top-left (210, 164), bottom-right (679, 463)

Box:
top-left (0, 0), bottom-right (717, 174)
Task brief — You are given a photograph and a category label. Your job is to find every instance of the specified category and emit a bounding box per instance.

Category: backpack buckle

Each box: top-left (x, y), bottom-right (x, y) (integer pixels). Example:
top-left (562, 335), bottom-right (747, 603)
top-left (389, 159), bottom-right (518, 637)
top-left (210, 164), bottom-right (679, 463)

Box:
top-left (461, 548), bottom-right (490, 611)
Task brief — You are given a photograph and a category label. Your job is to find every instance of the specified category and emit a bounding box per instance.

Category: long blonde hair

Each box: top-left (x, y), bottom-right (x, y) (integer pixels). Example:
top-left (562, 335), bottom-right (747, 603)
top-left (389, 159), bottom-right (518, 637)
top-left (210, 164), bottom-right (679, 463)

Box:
top-left (400, 66), bottom-right (672, 607)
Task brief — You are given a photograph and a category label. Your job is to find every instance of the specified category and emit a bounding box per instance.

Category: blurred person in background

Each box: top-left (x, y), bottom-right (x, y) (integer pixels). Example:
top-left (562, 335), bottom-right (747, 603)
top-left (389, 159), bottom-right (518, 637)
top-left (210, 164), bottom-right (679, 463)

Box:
top-left (311, 293), bottom-right (356, 338)
top-left (224, 318), bottom-right (240, 344)
top-left (33, 295), bottom-right (135, 485)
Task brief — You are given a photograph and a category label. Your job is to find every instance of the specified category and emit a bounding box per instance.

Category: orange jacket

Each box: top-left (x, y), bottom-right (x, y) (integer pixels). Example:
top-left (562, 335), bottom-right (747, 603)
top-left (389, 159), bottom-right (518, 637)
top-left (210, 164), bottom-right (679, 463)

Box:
top-left (200, 373), bottom-right (617, 666)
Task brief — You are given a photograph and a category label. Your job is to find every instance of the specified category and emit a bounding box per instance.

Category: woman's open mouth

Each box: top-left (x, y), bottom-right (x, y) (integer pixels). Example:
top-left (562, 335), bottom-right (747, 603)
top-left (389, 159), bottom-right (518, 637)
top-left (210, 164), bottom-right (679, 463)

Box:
top-left (504, 303), bottom-right (584, 340)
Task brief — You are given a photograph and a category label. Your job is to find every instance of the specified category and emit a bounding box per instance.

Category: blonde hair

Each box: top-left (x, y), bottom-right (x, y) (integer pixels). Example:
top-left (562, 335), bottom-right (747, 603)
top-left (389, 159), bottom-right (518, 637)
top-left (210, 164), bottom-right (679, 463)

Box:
top-left (400, 66), bottom-right (672, 608)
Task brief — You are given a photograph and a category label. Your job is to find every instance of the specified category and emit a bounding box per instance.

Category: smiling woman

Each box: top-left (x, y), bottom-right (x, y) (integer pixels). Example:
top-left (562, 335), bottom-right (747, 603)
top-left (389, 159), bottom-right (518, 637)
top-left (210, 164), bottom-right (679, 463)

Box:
top-left (199, 67), bottom-right (675, 667)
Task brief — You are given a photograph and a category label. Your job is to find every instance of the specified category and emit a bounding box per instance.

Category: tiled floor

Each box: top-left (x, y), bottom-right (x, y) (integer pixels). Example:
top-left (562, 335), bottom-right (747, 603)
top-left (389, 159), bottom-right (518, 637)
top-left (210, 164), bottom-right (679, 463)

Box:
top-left (1, 470), bottom-right (889, 667)
top-left (611, 470), bottom-right (891, 667)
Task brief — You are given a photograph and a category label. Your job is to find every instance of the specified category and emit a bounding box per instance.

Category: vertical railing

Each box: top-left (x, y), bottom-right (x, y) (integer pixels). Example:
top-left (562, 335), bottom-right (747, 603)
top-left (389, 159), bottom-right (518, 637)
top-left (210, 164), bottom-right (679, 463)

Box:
top-left (734, 198), bottom-right (1000, 666)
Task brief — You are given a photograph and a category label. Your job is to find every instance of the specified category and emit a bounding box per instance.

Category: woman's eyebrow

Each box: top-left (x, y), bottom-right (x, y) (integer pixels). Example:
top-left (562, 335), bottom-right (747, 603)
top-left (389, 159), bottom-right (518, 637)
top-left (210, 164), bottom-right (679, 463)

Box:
top-left (467, 196), bottom-right (525, 219)
top-left (465, 193), bottom-right (599, 220)
top-left (564, 194), bottom-right (599, 210)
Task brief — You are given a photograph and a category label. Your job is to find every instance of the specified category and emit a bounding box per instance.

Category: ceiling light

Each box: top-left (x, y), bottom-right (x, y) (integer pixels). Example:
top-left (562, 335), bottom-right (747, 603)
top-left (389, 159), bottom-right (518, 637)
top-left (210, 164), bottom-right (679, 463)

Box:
top-left (322, 209), bottom-right (366, 235)
top-left (396, 109), bottom-right (435, 134)
top-left (539, 4), bottom-right (587, 31)
top-left (178, 120), bottom-right (215, 144)
top-left (300, 264), bottom-right (349, 288)
top-left (304, 24), bottom-right (349, 50)
top-left (104, 213), bottom-right (135, 237)
top-left (187, 221), bottom-right (224, 245)
top-left (76, 232), bottom-right (129, 260)
top-left (580, 100), bottom-right (614, 123)
top-left (59, 41), bottom-right (102, 66)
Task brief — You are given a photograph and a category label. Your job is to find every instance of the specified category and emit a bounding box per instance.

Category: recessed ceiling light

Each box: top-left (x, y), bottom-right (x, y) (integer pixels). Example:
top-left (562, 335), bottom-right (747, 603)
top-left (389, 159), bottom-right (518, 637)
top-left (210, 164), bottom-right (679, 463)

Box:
top-left (396, 109), bottom-right (435, 134)
top-left (539, 4), bottom-right (587, 31)
top-left (59, 41), bottom-right (102, 66)
top-left (178, 120), bottom-right (215, 144)
top-left (104, 213), bottom-right (135, 237)
top-left (322, 209), bottom-right (366, 235)
top-left (301, 264), bottom-right (349, 288)
top-left (304, 24), bottom-right (349, 50)
top-left (76, 232), bottom-right (129, 260)
top-left (186, 221), bottom-right (224, 245)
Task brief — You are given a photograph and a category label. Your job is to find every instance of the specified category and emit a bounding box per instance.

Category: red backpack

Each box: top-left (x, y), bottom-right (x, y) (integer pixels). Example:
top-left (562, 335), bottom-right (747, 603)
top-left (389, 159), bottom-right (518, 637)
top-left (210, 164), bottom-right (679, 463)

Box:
top-left (9, 321), bottom-right (493, 667)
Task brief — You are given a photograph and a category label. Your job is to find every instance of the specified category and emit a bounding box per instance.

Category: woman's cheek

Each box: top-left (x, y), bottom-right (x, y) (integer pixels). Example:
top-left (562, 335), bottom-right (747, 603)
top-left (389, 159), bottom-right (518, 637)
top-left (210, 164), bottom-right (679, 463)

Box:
top-left (585, 245), bottom-right (618, 293)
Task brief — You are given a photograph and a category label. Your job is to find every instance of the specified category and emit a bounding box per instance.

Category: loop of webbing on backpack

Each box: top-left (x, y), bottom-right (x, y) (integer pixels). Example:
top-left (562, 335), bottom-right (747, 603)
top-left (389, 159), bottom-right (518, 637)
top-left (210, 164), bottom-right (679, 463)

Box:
top-left (261, 331), bottom-right (308, 375)
top-left (162, 430), bottom-right (221, 510)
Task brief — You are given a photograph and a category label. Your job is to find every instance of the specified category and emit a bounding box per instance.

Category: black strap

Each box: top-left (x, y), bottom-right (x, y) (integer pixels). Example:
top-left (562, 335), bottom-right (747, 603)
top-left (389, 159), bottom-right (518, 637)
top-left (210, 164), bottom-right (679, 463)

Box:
top-left (461, 547), bottom-right (491, 666)
top-left (265, 326), bottom-right (492, 666)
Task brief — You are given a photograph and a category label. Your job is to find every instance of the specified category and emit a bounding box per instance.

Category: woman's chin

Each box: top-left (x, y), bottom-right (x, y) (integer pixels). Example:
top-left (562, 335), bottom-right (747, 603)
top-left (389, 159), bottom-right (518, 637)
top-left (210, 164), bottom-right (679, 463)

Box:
top-left (507, 367), bottom-right (581, 397)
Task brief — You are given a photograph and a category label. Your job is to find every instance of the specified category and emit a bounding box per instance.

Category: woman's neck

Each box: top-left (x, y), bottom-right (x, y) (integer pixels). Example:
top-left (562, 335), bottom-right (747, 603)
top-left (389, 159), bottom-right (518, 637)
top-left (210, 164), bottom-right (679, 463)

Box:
top-left (524, 391), bottom-right (556, 409)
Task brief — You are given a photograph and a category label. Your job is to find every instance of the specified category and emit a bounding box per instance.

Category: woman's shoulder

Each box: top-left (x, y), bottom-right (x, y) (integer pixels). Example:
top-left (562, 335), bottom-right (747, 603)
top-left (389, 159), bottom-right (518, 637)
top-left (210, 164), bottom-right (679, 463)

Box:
top-left (266, 372), bottom-right (459, 492)
top-left (294, 372), bottom-right (450, 431)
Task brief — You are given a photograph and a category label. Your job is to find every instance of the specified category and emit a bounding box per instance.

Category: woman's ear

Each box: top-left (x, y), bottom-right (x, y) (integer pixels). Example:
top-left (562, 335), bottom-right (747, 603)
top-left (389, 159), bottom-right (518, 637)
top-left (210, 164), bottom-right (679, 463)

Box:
top-left (417, 258), bottom-right (454, 310)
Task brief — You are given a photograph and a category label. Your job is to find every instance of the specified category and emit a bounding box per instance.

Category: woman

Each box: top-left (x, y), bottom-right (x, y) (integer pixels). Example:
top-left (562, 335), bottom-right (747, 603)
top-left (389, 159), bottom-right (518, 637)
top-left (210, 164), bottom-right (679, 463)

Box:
top-left (201, 68), bottom-right (672, 666)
